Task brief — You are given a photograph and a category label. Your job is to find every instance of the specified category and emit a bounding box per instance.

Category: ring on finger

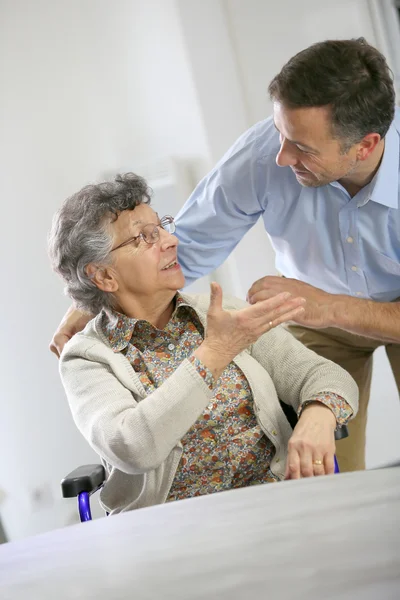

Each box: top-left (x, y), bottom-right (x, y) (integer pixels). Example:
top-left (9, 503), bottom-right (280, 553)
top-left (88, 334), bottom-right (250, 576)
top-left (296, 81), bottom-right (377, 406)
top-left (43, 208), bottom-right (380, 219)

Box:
top-left (269, 321), bottom-right (273, 327)
top-left (313, 459), bottom-right (323, 466)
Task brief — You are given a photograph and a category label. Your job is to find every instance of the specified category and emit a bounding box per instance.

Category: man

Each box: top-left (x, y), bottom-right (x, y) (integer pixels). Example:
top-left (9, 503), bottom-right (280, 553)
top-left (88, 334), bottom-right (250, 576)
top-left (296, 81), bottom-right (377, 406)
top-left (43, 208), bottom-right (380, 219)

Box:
top-left (51, 38), bottom-right (400, 472)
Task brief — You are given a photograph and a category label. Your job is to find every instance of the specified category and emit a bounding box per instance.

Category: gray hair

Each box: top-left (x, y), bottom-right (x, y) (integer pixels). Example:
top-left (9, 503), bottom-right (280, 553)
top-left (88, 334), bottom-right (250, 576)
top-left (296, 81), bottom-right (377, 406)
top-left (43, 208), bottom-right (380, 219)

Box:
top-left (48, 172), bottom-right (152, 314)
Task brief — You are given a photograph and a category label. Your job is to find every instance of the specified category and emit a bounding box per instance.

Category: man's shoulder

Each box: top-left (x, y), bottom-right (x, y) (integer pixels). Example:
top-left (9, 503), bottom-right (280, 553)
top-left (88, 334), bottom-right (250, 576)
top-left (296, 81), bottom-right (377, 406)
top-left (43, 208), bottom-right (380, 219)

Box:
top-left (231, 115), bottom-right (281, 161)
top-left (210, 116), bottom-right (280, 176)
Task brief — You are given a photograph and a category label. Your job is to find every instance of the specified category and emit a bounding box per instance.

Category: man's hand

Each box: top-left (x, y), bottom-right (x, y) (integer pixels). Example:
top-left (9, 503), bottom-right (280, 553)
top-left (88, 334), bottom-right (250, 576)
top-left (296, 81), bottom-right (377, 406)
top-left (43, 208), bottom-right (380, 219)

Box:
top-left (49, 305), bottom-right (93, 358)
top-left (285, 403), bottom-right (336, 479)
top-left (248, 276), bottom-right (334, 329)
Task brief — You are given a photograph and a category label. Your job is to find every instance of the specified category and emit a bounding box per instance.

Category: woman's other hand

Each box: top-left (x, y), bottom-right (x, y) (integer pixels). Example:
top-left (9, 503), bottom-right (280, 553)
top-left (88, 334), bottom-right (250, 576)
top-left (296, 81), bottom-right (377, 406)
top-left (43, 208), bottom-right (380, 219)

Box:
top-left (285, 402), bottom-right (337, 479)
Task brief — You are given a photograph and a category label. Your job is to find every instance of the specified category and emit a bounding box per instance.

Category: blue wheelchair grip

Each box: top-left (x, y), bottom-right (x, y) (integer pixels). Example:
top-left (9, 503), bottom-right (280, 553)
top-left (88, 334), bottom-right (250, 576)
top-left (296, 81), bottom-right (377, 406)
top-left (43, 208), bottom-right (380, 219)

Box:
top-left (78, 491), bottom-right (92, 522)
top-left (334, 455), bottom-right (340, 474)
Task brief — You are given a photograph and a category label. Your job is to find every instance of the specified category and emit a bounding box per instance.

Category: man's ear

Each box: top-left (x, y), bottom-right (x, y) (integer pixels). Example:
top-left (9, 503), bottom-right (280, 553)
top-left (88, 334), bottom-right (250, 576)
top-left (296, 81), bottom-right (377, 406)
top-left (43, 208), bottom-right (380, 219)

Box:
top-left (85, 263), bottom-right (119, 293)
top-left (356, 133), bottom-right (381, 161)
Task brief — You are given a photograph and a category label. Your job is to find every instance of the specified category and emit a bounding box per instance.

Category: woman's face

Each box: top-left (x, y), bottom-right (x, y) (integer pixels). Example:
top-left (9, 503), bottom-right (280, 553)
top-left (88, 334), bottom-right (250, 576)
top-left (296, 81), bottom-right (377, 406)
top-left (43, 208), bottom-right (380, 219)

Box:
top-left (102, 204), bottom-right (185, 304)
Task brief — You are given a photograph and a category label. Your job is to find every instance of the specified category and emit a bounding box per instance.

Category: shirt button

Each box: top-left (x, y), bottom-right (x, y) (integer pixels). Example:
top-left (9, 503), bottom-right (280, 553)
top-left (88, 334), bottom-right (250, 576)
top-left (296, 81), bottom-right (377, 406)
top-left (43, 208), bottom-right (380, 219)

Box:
top-left (168, 343), bottom-right (175, 351)
top-left (356, 292), bottom-right (363, 296)
top-left (351, 266), bottom-right (358, 271)
top-left (271, 430), bottom-right (277, 436)
top-left (346, 236), bottom-right (354, 243)
top-left (275, 458), bottom-right (280, 463)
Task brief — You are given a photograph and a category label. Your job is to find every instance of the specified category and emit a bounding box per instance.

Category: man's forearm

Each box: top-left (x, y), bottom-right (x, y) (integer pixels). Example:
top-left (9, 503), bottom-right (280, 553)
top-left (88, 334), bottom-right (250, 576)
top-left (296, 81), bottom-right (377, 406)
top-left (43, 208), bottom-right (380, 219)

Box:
top-left (247, 275), bottom-right (400, 343)
top-left (329, 295), bottom-right (400, 342)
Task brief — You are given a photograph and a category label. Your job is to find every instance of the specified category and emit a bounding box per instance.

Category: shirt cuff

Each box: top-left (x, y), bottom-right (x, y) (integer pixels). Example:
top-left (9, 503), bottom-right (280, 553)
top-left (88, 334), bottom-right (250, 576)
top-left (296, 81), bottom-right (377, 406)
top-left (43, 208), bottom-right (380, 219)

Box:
top-left (298, 392), bottom-right (353, 428)
top-left (188, 355), bottom-right (215, 390)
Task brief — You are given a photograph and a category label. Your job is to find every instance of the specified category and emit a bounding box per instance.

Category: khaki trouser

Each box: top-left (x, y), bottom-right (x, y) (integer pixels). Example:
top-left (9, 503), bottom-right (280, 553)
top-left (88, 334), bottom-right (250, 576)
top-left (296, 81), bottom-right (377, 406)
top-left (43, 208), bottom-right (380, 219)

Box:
top-left (286, 324), bottom-right (400, 472)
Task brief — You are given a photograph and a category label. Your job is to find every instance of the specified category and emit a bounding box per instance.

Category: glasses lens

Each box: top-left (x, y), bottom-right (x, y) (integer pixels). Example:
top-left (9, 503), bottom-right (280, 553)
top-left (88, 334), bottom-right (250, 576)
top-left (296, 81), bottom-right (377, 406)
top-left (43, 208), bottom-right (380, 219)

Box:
top-left (142, 224), bottom-right (160, 244)
top-left (161, 216), bottom-right (175, 234)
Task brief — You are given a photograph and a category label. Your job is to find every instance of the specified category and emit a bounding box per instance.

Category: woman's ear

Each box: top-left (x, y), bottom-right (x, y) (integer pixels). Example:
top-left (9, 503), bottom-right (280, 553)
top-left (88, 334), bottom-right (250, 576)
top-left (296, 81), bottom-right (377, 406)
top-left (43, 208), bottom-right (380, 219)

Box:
top-left (85, 263), bottom-right (119, 293)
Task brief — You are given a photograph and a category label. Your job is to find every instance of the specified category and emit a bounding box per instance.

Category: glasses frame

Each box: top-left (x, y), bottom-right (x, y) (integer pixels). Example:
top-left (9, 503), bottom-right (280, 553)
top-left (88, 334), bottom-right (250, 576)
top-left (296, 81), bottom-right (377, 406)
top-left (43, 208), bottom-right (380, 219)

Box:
top-left (110, 215), bottom-right (175, 252)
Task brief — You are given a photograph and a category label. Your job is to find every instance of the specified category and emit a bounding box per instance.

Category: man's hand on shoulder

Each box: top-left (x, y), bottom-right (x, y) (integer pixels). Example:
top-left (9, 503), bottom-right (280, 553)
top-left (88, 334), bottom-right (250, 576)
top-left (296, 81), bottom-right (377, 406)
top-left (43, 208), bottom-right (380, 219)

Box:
top-left (50, 305), bottom-right (93, 358)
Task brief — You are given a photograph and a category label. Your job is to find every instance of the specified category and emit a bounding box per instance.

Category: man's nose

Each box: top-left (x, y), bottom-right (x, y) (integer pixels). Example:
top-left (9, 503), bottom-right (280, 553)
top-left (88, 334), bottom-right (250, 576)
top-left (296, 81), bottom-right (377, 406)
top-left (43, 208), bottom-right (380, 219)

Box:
top-left (276, 138), bottom-right (297, 168)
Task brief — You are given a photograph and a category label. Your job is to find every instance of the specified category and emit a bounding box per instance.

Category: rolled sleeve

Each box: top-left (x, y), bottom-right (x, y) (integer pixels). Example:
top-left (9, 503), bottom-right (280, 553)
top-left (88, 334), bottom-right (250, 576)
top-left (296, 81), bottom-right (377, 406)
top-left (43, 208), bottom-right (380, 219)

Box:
top-left (298, 392), bottom-right (353, 429)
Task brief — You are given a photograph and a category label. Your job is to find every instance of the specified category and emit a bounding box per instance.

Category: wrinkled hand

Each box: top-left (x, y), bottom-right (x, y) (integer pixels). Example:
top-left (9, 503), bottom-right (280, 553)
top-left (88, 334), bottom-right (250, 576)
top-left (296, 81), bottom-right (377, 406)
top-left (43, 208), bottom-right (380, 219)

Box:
top-left (248, 276), bottom-right (334, 329)
top-left (285, 403), bottom-right (336, 479)
top-left (49, 305), bottom-right (93, 358)
top-left (204, 282), bottom-right (306, 361)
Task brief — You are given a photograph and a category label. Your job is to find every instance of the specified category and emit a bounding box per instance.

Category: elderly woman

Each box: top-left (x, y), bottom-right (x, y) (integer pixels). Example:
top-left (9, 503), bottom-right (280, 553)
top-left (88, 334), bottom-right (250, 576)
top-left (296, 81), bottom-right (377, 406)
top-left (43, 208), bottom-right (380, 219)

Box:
top-left (49, 173), bottom-right (358, 514)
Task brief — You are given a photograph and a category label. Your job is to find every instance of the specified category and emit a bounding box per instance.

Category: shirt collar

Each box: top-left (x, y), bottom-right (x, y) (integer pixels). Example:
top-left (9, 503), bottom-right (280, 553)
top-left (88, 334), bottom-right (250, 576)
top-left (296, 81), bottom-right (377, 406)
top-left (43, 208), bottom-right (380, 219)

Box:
top-left (101, 292), bottom-right (191, 352)
top-left (328, 120), bottom-right (399, 209)
top-left (368, 121), bottom-right (399, 209)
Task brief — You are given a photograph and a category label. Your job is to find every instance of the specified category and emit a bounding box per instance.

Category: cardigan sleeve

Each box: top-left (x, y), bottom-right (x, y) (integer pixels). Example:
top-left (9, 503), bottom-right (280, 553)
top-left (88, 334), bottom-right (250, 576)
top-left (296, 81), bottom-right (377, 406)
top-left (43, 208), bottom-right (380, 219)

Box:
top-left (249, 325), bottom-right (359, 418)
top-left (60, 344), bottom-right (215, 475)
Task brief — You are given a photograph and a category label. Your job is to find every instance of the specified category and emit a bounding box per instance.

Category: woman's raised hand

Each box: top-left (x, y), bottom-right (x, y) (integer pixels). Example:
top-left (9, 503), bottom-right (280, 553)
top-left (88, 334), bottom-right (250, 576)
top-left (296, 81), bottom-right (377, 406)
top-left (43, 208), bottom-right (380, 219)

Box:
top-left (194, 282), bottom-right (305, 379)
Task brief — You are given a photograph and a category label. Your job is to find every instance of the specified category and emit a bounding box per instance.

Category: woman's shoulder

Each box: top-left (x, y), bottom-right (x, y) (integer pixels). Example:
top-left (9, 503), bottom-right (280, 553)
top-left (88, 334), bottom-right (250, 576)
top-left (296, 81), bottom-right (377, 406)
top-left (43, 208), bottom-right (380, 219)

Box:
top-left (60, 314), bottom-right (113, 361)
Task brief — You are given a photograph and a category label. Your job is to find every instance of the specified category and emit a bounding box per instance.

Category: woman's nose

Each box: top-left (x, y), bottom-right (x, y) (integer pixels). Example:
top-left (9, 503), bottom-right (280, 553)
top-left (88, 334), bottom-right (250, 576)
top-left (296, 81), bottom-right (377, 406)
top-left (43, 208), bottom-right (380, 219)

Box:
top-left (159, 228), bottom-right (178, 251)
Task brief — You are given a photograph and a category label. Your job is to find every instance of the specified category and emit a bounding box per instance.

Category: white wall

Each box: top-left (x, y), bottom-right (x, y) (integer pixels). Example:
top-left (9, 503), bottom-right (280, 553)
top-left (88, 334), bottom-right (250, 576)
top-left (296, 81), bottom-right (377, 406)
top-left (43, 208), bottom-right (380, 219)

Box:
top-left (224, 0), bottom-right (378, 125)
top-left (1, 0), bottom-right (399, 541)
top-left (367, 347), bottom-right (400, 467)
top-left (0, 0), bottom-right (210, 540)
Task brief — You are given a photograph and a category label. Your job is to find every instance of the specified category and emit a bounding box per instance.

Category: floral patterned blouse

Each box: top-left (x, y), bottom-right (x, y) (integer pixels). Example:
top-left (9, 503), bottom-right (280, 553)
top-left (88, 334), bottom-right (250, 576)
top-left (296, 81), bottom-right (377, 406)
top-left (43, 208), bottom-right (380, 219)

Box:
top-left (101, 294), bottom-right (352, 501)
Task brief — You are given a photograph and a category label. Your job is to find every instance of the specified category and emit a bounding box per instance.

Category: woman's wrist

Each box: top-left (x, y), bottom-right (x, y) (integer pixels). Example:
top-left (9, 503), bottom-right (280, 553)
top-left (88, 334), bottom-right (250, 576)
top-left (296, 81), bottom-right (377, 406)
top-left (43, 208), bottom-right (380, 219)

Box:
top-left (299, 401), bottom-right (337, 430)
top-left (193, 341), bottom-right (233, 380)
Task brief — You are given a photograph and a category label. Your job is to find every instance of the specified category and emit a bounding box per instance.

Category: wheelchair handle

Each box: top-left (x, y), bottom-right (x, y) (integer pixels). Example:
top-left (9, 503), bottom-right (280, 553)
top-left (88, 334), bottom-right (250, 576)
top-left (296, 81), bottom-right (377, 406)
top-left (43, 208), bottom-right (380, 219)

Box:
top-left (334, 425), bottom-right (349, 441)
top-left (61, 464), bottom-right (106, 498)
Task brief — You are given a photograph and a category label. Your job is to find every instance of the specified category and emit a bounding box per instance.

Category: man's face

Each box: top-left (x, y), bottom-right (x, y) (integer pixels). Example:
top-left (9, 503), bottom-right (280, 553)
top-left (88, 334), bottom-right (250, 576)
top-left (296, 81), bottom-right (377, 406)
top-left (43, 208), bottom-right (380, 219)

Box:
top-left (273, 102), bottom-right (359, 187)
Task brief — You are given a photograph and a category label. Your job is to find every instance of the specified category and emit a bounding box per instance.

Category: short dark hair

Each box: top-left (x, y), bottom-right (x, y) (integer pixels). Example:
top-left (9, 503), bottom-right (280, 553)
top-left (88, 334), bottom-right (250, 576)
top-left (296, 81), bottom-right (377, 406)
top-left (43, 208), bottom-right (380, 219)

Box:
top-left (268, 38), bottom-right (395, 149)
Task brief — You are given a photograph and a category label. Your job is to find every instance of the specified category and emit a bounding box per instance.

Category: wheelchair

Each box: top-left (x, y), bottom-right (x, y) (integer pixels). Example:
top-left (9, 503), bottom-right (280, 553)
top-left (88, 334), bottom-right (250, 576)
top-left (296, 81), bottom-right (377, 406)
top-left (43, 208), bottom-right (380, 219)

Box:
top-left (62, 403), bottom-right (349, 523)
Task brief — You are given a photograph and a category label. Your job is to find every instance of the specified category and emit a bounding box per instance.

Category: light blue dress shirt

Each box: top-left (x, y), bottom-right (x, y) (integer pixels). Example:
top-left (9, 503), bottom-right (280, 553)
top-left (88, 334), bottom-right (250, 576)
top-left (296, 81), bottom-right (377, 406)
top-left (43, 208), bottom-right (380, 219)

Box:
top-left (175, 109), bottom-right (400, 302)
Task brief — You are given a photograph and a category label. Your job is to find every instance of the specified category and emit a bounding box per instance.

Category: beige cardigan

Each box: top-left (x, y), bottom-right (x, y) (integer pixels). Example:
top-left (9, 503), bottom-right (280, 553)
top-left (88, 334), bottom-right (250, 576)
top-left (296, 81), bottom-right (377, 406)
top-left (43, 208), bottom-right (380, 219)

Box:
top-left (60, 293), bottom-right (358, 514)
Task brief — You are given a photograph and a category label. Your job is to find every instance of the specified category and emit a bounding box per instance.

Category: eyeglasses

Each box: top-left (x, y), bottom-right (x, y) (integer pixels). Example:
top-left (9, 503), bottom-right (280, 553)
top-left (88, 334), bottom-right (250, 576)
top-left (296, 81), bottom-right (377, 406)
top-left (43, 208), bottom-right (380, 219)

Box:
top-left (111, 215), bottom-right (176, 252)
